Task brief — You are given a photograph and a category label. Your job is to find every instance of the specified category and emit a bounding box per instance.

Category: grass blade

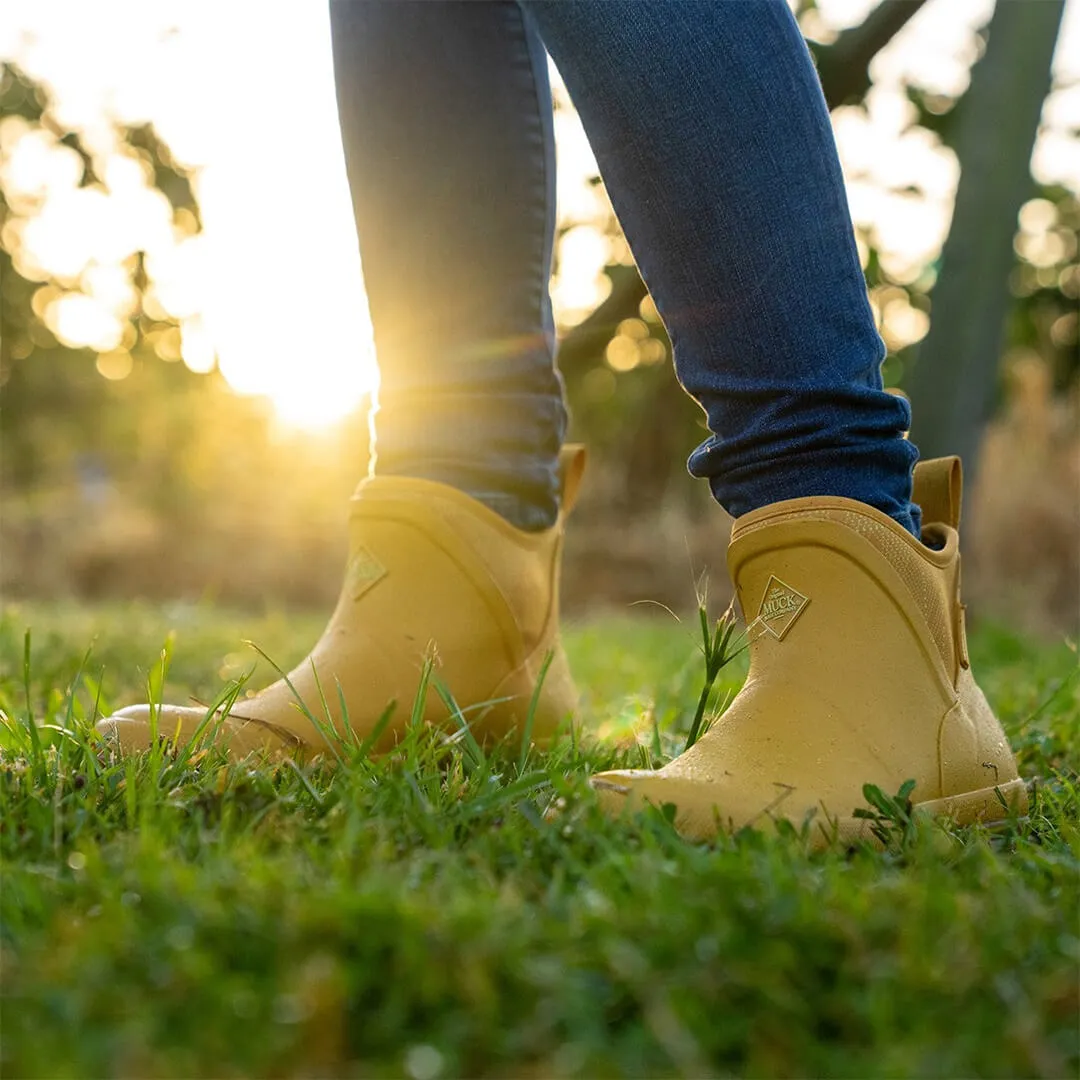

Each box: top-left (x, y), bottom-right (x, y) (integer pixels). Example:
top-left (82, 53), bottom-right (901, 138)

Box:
top-left (22, 630), bottom-right (45, 768)
top-left (518, 650), bottom-right (554, 777)
top-left (356, 700), bottom-right (397, 761)
top-left (433, 676), bottom-right (484, 773)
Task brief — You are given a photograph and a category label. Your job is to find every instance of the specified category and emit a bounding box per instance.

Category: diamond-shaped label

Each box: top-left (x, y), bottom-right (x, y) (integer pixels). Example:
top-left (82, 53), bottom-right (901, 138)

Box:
top-left (346, 545), bottom-right (387, 601)
top-left (756, 576), bottom-right (809, 641)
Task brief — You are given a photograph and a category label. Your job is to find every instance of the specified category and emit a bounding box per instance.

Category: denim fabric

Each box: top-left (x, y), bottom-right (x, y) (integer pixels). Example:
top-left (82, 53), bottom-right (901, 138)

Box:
top-left (329, 1), bottom-right (566, 531)
top-left (329, 0), bottom-right (921, 537)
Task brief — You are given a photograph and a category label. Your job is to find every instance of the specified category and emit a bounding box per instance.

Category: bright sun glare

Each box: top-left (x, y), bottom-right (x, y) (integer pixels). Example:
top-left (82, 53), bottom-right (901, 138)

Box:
top-left (1, 2), bottom-right (384, 431)
top-left (1, 0), bottom-right (1078, 431)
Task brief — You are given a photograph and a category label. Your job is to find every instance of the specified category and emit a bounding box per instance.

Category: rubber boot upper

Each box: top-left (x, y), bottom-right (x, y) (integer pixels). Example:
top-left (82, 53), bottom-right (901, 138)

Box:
top-left (96, 447), bottom-right (586, 759)
top-left (591, 457), bottom-right (1026, 846)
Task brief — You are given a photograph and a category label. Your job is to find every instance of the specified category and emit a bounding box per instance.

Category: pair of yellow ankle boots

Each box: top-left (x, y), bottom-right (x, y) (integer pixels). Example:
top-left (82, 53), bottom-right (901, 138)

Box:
top-left (98, 446), bottom-right (1026, 845)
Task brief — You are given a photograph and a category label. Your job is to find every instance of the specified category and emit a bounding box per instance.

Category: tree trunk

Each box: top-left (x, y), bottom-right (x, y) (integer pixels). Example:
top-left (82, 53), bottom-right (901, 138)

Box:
top-left (907, 0), bottom-right (1064, 467)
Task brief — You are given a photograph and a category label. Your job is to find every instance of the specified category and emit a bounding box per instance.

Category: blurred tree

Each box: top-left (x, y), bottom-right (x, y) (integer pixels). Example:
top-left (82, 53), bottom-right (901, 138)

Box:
top-left (812, 0), bottom-right (927, 107)
top-left (0, 60), bottom-right (201, 489)
top-left (907, 0), bottom-right (1067, 467)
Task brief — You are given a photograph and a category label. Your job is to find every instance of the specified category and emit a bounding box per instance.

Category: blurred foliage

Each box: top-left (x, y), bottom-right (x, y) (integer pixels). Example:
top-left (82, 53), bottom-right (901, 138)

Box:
top-left (1, 59), bottom-right (212, 519)
top-left (0, 59), bottom-right (369, 610)
top-left (0, 12), bottom-right (1077, 619)
top-left (870, 185), bottom-right (1079, 396)
top-left (0, 63), bottom-right (198, 376)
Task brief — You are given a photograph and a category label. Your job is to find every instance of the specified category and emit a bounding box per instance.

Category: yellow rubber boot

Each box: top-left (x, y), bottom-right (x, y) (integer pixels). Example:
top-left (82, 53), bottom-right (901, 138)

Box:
top-left (591, 457), bottom-right (1027, 847)
top-left (96, 446), bottom-right (586, 759)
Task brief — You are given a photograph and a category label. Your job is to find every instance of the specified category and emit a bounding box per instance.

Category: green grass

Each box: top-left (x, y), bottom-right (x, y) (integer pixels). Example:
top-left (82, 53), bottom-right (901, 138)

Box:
top-left (1, 600), bottom-right (1077, 1078)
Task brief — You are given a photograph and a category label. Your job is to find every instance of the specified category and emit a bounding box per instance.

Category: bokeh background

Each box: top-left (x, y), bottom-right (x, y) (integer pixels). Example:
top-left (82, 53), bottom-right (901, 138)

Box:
top-left (1, 0), bottom-right (1078, 633)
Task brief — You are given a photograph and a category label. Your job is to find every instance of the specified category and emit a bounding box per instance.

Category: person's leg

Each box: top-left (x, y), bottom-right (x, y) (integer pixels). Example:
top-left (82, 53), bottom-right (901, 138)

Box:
top-left (97, 1), bottom-right (582, 758)
top-left (330, 0), bottom-right (566, 532)
top-left (522, 1), bottom-right (1024, 842)
top-left (524, 0), bottom-right (920, 537)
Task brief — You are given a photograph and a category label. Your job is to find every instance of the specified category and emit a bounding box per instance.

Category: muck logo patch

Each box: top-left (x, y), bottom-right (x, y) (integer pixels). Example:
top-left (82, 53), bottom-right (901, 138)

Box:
top-left (346, 545), bottom-right (388, 601)
top-left (756, 576), bottom-right (809, 640)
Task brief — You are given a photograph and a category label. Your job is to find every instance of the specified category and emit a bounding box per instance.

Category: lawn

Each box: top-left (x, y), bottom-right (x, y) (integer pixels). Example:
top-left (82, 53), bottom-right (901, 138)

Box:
top-left (1, 600), bottom-right (1077, 1078)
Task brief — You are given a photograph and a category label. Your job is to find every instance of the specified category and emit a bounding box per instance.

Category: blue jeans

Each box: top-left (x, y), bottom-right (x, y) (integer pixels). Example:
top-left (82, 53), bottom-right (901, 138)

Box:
top-left (329, 0), bottom-right (921, 538)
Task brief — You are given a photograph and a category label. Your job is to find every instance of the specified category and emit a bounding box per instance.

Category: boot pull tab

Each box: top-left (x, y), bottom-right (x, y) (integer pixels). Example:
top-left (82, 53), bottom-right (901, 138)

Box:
top-left (912, 455), bottom-right (963, 530)
top-left (558, 444), bottom-right (588, 516)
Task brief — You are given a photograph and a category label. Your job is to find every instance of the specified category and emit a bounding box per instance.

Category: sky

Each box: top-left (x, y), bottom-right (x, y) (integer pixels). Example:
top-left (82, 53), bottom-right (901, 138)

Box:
top-left (1, 0), bottom-right (1078, 430)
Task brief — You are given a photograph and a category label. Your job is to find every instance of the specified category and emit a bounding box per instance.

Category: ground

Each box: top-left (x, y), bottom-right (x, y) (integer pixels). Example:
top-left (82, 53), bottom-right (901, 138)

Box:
top-left (1, 601), bottom-right (1077, 1078)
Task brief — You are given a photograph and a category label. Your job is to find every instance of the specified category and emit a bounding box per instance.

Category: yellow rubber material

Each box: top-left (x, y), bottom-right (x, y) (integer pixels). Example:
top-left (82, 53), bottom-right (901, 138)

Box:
top-left (96, 446), bottom-right (587, 760)
top-left (591, 456), bottom-right (1028, 848)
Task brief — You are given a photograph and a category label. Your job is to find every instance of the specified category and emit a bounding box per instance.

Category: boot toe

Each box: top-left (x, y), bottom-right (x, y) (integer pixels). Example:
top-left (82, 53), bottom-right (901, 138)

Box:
top-left (591, 760), bottom-right (870, 844)
top-left (590, 769), bottom-right (745, 841)
top-left (95, 705), bottom-right (298, 759)
top-left (96, 704), bottom-right (201, 753)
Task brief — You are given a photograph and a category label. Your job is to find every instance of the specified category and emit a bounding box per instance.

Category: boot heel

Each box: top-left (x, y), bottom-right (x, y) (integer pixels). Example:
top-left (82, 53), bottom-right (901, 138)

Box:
top-left (478, 643), bottom-right (578, 748)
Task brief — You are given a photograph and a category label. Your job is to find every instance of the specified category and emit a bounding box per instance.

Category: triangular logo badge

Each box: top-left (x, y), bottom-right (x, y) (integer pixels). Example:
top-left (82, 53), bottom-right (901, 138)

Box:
top-left (756, 576), bottom-right (809, 641)
top-left (346, 545), bottom-right (387, 601)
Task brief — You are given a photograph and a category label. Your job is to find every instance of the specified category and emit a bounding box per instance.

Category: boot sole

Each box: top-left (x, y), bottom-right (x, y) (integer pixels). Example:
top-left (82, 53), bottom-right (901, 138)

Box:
top-left (825, 777), bottom-right (1030, 849)
top-left (593, 776), bottom-right (1031, 849)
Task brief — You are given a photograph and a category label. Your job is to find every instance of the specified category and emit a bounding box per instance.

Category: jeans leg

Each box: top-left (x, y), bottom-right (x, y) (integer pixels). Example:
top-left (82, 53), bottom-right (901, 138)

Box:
top-left (329, 1), bottom-right (566, 531)
top-left (524, 0), bottom-right (921, 536)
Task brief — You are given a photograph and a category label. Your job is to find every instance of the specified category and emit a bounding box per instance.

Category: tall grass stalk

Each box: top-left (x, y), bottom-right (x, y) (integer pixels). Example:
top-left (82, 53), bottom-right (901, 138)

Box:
top-left (684, 600), bottom-right (741, 752)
